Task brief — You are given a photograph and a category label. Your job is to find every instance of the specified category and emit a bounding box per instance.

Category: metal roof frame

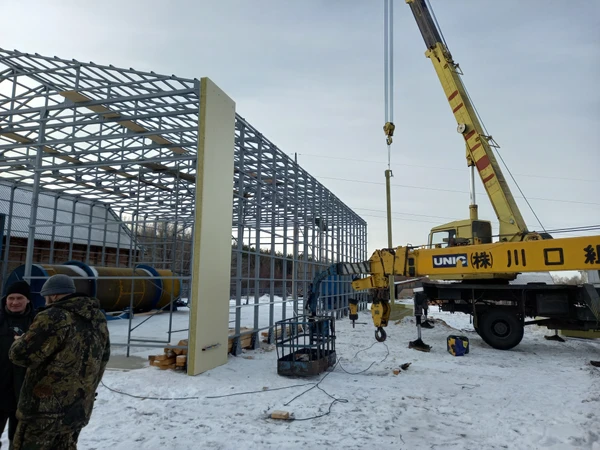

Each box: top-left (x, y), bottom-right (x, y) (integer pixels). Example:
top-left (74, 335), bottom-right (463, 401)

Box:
top-left (0, 48), bottom-right (365, 232)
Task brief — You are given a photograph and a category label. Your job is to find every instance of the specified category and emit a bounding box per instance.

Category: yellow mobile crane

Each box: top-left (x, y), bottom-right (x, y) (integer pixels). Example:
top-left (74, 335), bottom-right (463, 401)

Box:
top-left (306, 0), bottom-right (600, 351)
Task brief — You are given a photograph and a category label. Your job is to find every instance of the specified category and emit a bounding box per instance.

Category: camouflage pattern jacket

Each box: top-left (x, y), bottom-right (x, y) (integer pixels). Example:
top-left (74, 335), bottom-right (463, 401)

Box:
top-left (9, 293), bottom-right (110, 430)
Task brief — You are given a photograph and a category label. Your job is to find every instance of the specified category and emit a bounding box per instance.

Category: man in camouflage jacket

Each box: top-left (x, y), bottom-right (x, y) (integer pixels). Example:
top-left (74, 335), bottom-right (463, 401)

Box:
top-left (9, 274), bottom-right (110, 450)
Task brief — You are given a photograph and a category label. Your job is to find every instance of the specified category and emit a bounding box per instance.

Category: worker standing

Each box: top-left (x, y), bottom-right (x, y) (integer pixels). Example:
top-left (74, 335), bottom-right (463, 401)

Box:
top-left (0, 281), bottom-right (36, 449)
top-left (9, 274), bottom-right (110, 450)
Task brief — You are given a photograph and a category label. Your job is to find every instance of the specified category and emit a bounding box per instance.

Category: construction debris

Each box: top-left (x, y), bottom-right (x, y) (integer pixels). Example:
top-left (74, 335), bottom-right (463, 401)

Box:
top-left (270, 410), bottom-right (291, 420)
top-left (393, 363), bottom-right (411, 375)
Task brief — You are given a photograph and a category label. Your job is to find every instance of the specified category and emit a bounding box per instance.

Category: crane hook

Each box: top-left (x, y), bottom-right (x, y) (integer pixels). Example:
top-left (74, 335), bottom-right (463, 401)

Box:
top-left (375, 327), bottom-right (387, 342)
top-left (383, 122), bottom-right (395, 146)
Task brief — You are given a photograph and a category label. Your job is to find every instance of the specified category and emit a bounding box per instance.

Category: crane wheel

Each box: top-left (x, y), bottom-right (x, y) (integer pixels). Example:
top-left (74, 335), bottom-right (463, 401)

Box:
top-left (477, 308), bottom-right (524, 350)
top-left (375, 327), bottom-right (387, 342)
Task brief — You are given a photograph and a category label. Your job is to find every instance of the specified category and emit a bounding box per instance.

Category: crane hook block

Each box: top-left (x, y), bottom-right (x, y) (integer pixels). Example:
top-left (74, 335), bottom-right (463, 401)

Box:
top-left (375, 327), bottom-right (387, 342)
top-left (383, 122), bottom-right (395, 145)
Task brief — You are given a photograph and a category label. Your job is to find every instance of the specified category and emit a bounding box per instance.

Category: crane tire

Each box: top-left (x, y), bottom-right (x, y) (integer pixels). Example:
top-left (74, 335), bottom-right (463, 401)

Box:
top-left (477, 308), bottom-right (524, 350)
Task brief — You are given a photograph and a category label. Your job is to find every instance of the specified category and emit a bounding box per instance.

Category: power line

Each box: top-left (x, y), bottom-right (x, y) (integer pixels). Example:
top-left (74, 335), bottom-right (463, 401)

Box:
top-left (351, 207), bottom-right (459, 221)
top-left (292, 152), bottom-right (599, 184)
top-left (357, 213), bottom-right (448, 225)
top-left (544, 225), bottom-right (600, 234)
top-left (357, 211), bottom-right (600, 234)
top-left (353, 206), bottom-right (600, 231)
top-left (315, 175), bottom-right (600, 206)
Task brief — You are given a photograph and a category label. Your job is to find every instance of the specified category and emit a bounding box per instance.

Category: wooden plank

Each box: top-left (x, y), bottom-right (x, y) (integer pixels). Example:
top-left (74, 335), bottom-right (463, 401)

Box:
top-left (156, 357), bottom-right (176, 366)
top-left (261, 325), bottom-right (304, 339)
top-left (227, 333), bottom-right (255, 353)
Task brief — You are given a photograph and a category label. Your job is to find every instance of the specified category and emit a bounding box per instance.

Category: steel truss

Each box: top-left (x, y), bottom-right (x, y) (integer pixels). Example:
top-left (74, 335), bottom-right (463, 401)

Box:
top-left (0, 48), bottom-right (368, 357)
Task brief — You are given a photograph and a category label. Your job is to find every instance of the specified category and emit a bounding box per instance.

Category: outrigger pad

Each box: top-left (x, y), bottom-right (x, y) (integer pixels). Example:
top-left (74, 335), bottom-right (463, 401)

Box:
top-left (409, 339), bottom-right (431, 352)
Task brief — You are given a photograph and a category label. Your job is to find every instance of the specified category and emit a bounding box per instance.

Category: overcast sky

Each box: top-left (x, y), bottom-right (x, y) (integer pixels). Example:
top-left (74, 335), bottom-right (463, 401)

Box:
top-left (0, 0), bottom-right (598, 255)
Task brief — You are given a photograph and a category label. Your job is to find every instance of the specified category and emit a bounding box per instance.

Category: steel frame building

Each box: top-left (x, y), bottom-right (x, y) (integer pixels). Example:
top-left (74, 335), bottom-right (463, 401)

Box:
top-left (0, 48), bottom-right (368, 356)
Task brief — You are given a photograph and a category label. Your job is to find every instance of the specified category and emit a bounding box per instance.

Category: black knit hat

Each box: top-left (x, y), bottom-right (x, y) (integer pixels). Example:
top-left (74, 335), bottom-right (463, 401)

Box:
top-left (6, 280), bottom-right (31, 300)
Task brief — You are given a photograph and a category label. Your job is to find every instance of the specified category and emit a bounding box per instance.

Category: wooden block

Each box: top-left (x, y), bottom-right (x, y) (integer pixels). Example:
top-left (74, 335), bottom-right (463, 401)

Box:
top-left (177, 339), bottom-right (188, 355)
top-left (148, 355), bottom-right (156, 362)
top-left (156, 357), bottom-right (176, 366)
top-left (270, 410), bottom-right (290, 420)
top-left (151, 360), bottom-right (165, 367)
top-left (154, 354), bottom-right (168, 361)
top-left (176, 355), bottom-right (187, 366)
top-left (227, 328), bottom-right (262, 353)
top-left (393, 369), bottom-right (400, 376)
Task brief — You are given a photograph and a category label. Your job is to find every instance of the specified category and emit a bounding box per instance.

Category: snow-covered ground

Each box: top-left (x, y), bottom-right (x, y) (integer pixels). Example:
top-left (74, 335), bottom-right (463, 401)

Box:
top-left (3, 297), bottom-right (600, 450)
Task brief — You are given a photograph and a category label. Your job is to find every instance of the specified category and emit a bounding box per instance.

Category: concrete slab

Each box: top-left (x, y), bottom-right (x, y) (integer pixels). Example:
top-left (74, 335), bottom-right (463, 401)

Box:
top-left (106, 354), bottom-right (147, 371)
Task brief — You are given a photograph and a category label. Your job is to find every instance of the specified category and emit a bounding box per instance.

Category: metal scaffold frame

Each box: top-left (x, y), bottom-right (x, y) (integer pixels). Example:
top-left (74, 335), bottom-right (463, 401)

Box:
top-left (0, 48), bottom-right (368, 358)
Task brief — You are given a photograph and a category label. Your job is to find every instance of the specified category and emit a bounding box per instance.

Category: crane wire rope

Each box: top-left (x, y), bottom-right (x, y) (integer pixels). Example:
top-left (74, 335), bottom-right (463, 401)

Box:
top-left (383, 0), bottom-right (394, 169)
top-left (383, 0), bottom-right (396, 302)
top-left (425, 0), bottom-right (448, 49)
top-left (459, 78), bottom-right (549, 234)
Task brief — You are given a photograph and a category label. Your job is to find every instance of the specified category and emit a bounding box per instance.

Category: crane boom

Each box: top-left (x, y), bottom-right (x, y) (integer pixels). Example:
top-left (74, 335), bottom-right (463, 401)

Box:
top-left (406, 0), bottom-right (531, 242)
